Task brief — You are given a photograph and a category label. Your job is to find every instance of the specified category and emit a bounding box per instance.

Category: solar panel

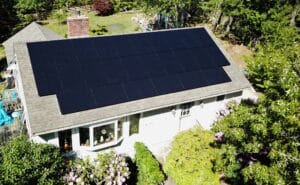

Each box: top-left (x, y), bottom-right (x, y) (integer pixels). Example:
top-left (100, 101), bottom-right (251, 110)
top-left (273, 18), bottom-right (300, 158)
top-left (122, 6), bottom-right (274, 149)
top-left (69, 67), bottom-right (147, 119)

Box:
top-left (27, 27), bottom-right (231, 114)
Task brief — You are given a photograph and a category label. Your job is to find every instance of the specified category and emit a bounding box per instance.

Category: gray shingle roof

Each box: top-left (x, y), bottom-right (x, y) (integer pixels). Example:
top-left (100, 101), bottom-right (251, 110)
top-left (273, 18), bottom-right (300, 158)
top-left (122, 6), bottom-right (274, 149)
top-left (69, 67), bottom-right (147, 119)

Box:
top-left (14, 26), bottom-right (252, 135)
top-left (3, 22), bottom-right (63, 63)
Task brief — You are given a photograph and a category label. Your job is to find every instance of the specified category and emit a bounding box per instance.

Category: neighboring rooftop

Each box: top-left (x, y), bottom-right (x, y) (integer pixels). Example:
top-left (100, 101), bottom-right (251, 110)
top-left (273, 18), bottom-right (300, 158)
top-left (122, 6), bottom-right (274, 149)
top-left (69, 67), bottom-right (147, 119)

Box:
top-left (14, 26), bottom-right (251, 135)
top-left (2, 22), bottom-right (63, 63)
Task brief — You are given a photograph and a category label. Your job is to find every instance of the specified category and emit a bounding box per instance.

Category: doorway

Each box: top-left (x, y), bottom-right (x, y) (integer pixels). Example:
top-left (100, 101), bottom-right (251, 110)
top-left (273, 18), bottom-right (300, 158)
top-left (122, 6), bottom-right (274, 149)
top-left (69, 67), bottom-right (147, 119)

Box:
top-left (58, 129), bottom-right (72, 152)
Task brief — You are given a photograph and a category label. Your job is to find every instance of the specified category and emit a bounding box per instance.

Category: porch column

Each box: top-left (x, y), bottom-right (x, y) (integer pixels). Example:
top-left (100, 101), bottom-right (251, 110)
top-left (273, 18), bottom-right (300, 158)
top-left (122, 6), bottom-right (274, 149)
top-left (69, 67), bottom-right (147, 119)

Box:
top-left (72, 128), bottom-right (80, 151)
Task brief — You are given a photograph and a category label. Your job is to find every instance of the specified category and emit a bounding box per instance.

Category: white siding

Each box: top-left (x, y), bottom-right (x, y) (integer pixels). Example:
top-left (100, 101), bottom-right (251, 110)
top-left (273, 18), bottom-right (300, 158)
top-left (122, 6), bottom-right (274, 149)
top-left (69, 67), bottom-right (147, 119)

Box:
top-left (31, 89), bottom-right (256, 160)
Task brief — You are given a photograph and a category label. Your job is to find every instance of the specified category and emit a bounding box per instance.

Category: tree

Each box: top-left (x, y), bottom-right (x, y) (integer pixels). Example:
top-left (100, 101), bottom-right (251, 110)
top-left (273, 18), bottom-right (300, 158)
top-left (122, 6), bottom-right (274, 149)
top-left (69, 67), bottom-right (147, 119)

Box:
top-left (164, 127), bottom-right (219, 185)
top-left (14, 0), bottom-right (55, 21)
top-left (0, 135), bottom-right (65, 184)
top-left (212, 24), bottom-right (300, 184)
top-left (213, 98), bottom-right (300, 185)
top-left (0, 0), bottom-right (19, 43)
top-left (93, 0), bottom-right (114, 16)
top-left (140, 0), bottom-right (206, 28)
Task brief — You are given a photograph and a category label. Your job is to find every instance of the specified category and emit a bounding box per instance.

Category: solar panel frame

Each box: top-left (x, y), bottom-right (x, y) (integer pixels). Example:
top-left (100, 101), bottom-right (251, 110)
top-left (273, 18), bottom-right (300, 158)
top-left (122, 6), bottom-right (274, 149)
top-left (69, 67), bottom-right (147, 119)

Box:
top-left (26, 28), bottom-right (232, 114)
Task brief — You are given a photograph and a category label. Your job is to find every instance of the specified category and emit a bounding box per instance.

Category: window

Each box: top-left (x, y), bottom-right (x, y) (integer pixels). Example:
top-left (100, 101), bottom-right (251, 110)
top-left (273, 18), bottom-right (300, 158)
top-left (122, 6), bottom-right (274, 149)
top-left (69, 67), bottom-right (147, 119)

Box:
top-left (93, 123), bottom-right (115, 146)
top-left (130, 114), bottom-right (140, 135)
top-left (180, 102), bottom-right (193, 117)
top-left (217, 95), bottom-right (225, 101)
top-left (79, 120), bottom-right (125, 149)
top-left (80, 127), bottom-right (90, 146)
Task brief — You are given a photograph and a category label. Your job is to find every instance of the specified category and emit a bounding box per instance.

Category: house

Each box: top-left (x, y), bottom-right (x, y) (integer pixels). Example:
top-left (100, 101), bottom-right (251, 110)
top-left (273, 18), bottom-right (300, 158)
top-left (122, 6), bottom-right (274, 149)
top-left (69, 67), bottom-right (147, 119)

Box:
top-left (3, 16), bottom-right (254, 158)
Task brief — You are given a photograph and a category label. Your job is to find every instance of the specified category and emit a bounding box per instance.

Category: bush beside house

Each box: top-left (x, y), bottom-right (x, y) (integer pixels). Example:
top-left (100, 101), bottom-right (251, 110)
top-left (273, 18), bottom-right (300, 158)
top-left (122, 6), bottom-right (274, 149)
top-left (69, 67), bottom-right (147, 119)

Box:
top-left (164, 127), bottom-right (219, 185)
top-left (64, 151), bottom-right (130, 185)
top-left (134, 142), bottom-right (166, 185)
top-left (0, 135), bottom-right (65, 185)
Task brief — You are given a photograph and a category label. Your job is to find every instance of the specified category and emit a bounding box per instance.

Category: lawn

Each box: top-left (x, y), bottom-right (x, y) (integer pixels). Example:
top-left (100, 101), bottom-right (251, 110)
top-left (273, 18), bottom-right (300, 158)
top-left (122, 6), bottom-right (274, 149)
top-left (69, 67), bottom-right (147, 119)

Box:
top-left (0, 45), bottom-right (5, 61)
top-left (43, 10), bottom-right (141, 37)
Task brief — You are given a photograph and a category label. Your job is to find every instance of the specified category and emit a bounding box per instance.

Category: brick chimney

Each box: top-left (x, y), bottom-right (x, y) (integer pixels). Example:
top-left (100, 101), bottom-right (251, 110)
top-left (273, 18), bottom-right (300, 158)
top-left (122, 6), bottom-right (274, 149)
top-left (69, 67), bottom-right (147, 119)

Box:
top-left (67, 15), bottom-right (89, 38)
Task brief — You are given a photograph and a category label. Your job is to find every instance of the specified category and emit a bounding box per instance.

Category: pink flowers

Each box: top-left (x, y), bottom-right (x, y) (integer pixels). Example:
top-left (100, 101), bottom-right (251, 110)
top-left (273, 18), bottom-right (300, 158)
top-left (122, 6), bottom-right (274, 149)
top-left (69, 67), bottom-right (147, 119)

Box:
top-left (64, 152), bottom-right (130, 185)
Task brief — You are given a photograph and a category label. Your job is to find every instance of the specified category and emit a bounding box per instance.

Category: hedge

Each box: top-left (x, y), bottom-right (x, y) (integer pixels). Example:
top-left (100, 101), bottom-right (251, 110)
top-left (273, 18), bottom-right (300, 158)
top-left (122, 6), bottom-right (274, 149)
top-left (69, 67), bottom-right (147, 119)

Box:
top-left (134, 142), bottom-right (165, 185)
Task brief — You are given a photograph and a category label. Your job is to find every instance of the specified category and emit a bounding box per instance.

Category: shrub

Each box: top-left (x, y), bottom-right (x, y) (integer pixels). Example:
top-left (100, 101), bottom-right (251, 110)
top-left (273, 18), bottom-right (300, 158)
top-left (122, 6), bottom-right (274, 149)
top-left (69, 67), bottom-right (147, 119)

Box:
top-left (63, 159), bottom-right (95, 184)
top-left (93, 0), bottom-right (114, 16)
top-left (112, 0), bottom-right (138, 12)
top-left (164, 127), bottom-right (219, 185)
top-left (90, 24), bottom-right (108, 35)
top-left (134, 142), bottom-right (165, 185)
top-left (0, 135), bottom-right (65, 185)
top-left (64, 151), bottom-right (130, 185)
top-left (95, 152), bottom-right (130, 184)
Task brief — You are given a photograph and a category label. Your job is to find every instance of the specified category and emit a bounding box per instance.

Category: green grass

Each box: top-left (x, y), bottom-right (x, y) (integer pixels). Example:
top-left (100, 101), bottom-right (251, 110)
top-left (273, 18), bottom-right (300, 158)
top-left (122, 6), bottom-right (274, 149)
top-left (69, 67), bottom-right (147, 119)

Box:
top-left (0, 45), bottom-right (5, 60)
top-left (43, 10), bottom-right (141, 37)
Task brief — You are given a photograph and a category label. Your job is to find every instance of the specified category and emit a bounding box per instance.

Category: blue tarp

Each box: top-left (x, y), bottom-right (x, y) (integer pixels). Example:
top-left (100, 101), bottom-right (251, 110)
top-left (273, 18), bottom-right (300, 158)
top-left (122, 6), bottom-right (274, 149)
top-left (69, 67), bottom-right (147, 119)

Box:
top-left (0, 101), bottom-right (13, 126)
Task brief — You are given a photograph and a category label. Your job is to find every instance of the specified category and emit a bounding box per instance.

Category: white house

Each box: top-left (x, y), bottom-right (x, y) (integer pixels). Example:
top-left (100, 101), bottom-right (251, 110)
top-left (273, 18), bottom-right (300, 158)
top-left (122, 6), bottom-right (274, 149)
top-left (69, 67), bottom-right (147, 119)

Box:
top-left (3, 16), bottom-right (254, 159)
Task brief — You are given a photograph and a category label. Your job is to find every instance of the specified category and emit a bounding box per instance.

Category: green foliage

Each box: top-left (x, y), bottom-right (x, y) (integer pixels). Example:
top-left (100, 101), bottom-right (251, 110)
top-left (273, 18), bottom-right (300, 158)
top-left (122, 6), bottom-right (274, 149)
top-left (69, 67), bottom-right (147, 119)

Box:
top-left (54, 0), bottom-right (92, 9)
top-left (90, 24), bottom-right (108, 35)
top-left (246, 28), bottom-right (300, 100)
top-left (14, 0), bottom-right (55, 21)
top-left (213, 97), bottom-right (300, 184)
top-left (51, 9), bottom-right (67, 24)
top-left (112, 0), bottom-right (138, 12)
top-left (0, 0), bottom-right (19, 43)
top-left (140, 0), bottom-right (206, 27)
top-left (0, 135), bottom-right (65, 185)
top-left (134, 142), bottom-right (165, 185)
top-left (202, 0), bottom-right (299, 44)
top-left (164, 127), bottom-right (219, 185)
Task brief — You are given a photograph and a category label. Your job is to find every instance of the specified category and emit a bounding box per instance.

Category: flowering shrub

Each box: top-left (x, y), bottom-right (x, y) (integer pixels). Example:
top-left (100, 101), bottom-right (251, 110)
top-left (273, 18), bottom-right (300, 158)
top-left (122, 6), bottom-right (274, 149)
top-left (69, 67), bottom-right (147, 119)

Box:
top-left (215, 101), bottom-right (238, 121)
top-left (95, 152), bottom-right (130, 185)
top-left (64, 159), bottom-right (95, 184)
top-left (64, 152), bottom-right (130, 185)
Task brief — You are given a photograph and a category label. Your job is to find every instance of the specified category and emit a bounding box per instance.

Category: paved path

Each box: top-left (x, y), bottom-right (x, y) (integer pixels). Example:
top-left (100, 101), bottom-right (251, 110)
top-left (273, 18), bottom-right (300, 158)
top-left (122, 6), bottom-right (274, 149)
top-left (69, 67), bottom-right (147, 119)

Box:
top-left (164, 177), bottom-right (176, 185)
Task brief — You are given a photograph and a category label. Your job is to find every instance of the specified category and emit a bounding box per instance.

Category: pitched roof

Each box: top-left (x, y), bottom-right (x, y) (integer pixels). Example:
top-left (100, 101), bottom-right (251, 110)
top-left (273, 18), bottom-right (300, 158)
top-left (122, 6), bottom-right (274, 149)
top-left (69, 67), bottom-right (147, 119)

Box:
top-left (15, 27), bottom-right (251, 135)
top-left (3, 22), bottom-right (63, 63)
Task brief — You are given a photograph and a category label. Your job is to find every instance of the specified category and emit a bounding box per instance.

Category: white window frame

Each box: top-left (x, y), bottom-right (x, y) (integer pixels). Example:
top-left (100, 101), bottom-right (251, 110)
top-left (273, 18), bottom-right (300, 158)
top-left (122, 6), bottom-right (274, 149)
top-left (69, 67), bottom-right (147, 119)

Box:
top-left (79, 120), bottom-right (124, 151)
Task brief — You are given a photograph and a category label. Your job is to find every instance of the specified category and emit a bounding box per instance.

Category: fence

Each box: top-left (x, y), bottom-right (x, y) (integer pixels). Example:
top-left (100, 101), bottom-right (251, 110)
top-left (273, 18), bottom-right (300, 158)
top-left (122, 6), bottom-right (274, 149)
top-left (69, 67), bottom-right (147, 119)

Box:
top-left (0, 118), bottom-right (25, 145)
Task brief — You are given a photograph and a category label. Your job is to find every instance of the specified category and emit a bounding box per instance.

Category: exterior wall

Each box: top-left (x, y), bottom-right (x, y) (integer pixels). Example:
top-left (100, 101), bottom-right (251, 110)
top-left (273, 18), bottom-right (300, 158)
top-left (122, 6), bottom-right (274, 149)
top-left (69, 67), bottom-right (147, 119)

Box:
top-left (32, 89), bottom-right (256, 160)
top-left (32, 132), bottom-right (59, 147)
top-left (14, 59), bottom-right (31, 136)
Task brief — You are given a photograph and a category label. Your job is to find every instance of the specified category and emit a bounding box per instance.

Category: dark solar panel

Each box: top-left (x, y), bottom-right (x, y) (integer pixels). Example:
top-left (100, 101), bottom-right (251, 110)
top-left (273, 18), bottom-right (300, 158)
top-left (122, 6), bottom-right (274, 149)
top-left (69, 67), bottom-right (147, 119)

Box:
top-left (27, 27), bottom-right (231, 114)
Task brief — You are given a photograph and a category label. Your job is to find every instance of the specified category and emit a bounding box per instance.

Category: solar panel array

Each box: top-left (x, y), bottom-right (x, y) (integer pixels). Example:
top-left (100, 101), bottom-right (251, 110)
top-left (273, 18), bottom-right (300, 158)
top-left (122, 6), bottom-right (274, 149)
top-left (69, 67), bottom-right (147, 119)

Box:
top-left (27, 28), bottom-right (231, 114)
